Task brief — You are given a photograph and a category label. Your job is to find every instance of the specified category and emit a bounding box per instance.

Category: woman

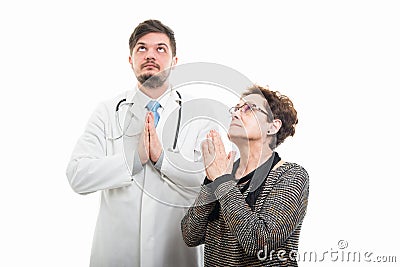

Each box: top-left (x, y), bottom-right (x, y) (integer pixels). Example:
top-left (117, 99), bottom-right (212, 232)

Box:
top-left (181, 85), bottom-right (309, 266)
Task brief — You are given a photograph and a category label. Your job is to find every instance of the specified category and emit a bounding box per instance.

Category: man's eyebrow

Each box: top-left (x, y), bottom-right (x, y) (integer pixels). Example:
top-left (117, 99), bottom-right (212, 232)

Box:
top-left (135, 42), bottom-right (169, 47)
top-left (157, 43), bottom-right (169, 48)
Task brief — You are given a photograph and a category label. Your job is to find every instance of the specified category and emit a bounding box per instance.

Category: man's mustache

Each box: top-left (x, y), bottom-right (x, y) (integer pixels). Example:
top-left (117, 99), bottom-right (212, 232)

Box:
top-left (141, 61), bottom-right (160, 70)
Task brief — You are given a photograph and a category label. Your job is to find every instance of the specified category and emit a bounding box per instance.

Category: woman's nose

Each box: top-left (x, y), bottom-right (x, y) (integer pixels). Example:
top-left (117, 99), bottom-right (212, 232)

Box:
top-left (231, 112), bottom-right (240, 120)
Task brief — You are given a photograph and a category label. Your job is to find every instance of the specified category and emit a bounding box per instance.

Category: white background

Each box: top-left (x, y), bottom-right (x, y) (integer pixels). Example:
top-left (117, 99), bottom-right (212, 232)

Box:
top-left (1, 0), bottom-right (399, 266)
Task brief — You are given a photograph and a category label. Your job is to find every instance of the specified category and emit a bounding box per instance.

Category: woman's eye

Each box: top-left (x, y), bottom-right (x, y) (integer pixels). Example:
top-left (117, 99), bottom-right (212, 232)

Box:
top-left (243, 104), bottom-right (252, 113)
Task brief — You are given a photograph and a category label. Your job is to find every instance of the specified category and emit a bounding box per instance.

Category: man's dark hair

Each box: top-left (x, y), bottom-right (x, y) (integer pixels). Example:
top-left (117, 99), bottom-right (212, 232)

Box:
top-left (129, 19), bottom-right (176, 56)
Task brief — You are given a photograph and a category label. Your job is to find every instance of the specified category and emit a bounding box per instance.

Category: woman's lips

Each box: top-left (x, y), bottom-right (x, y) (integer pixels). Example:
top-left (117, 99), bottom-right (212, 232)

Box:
top-left (230, 122), bottom-right (242, 127)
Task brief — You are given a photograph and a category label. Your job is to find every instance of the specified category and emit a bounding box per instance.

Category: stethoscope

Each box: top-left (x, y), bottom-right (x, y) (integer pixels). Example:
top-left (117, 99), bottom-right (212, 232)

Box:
top-left (108, 91), bottom-right (182, 153)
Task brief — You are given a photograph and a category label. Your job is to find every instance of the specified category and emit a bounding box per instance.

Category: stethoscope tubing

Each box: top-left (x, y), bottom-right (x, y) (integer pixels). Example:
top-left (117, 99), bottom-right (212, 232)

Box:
top-left (109, 91), bottom-right (182, 152)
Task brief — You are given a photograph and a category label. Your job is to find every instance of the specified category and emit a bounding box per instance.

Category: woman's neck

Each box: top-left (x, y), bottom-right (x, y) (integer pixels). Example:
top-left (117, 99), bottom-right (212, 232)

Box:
top-left (235, 140), bottom-right (273, 179)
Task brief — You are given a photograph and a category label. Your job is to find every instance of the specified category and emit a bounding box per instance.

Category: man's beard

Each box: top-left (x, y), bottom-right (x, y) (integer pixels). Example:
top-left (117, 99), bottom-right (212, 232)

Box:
top-left (137, 69), bottom-right (171, 89)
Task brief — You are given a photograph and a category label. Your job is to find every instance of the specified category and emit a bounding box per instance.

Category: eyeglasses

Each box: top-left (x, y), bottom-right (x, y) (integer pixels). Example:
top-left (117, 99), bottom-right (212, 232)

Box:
top-left (229, 102), bottom-right (271, 117)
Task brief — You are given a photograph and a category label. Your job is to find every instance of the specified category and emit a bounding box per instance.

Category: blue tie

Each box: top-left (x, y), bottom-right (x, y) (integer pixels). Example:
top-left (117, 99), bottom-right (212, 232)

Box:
top-left (146, 100), bottom-right (161, 127)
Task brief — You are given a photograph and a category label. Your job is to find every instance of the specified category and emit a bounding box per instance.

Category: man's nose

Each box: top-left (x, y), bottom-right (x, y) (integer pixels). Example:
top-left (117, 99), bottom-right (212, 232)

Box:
top-left (145, 48), bottom-right (156, 60)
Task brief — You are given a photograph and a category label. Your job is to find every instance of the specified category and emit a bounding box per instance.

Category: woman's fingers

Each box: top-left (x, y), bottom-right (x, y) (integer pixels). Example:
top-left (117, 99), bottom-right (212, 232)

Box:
top-left (226, 151), bottom-right (237, 174)
top-left (211, 130), bottom-right (225, 157)
top-left (201, 138), bottom-right (212, 166)
top-left (202, 130), bottom-right (234, 180)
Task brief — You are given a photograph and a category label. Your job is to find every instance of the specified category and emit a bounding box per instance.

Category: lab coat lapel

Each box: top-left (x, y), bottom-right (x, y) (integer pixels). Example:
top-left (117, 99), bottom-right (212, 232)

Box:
top-left (124, 90), bottom-right (147, 136)
top-left (156, 91), bottom-right (180, 137)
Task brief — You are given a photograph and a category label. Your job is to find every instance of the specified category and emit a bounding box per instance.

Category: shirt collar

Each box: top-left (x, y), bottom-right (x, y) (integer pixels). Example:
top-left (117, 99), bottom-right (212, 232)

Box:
top-left (135, 89), bottom-right (152, 109)
top-left (233, 152), bottom-right (279, 193)
top-left (129, 85), bottom-right (174, 113)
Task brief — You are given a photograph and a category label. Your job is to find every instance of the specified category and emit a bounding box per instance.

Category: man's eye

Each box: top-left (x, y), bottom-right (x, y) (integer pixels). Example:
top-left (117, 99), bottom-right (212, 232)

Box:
top-left (137, 46), bottom-right (146, 52)
top-left (157, 47), bottom-right (166, 52)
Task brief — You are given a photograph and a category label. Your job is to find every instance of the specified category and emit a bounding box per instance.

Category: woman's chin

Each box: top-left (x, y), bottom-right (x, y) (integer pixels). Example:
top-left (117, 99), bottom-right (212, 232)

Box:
top-left (228, 132), bottom-right (246, 142)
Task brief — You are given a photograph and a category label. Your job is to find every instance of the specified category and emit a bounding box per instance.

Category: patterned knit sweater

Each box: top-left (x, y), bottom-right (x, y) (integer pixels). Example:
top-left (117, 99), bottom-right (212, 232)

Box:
top-left (181, 161), bottom-right (309, 266)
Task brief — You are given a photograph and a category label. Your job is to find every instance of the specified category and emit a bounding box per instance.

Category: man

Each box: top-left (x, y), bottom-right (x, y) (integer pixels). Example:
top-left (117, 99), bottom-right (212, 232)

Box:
top-left (66, 19), bottom-right (209, 267)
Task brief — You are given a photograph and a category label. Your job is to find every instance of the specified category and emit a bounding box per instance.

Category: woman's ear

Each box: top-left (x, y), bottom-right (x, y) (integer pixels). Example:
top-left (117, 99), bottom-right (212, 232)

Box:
top-left (267, 119), bottom-right (282, 135)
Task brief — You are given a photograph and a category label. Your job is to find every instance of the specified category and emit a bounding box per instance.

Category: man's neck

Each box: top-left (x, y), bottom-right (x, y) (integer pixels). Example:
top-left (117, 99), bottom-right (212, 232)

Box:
top-left (138, 82), bottom-right (169, 99)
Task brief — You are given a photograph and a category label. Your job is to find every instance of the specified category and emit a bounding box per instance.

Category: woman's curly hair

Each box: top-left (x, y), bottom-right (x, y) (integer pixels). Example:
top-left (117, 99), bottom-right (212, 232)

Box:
top-left (242, 84), bottom-right (298, 149)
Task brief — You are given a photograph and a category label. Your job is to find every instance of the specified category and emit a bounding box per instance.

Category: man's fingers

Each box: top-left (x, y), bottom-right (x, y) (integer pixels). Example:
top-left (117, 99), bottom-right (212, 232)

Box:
top-left (144, 126), bottom-right (150, 146)
top-left (144, 113), bottom-right (150, 133)
top-left (148, 111), bottom-right (154, 122)
top-left (147, 112), bottom-right (158, 136)
top-left (138, 127), bottom-right (150, 164)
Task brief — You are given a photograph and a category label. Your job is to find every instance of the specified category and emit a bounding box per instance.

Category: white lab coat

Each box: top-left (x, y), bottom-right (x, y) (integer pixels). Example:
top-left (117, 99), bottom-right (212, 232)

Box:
top-left (66, 88), bottom-right (212, 267)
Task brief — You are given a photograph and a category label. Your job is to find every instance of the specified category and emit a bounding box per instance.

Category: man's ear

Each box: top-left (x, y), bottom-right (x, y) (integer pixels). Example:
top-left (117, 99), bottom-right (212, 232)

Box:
top-left (171, 56), bottom-right (178, 70)
top-left (128, 56), bottom-right (134, 71)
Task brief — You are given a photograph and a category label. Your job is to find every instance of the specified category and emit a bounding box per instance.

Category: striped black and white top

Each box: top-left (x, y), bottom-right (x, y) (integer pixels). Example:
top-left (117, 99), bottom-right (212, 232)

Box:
top-left (181, 159), bottom-right (309, 267)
